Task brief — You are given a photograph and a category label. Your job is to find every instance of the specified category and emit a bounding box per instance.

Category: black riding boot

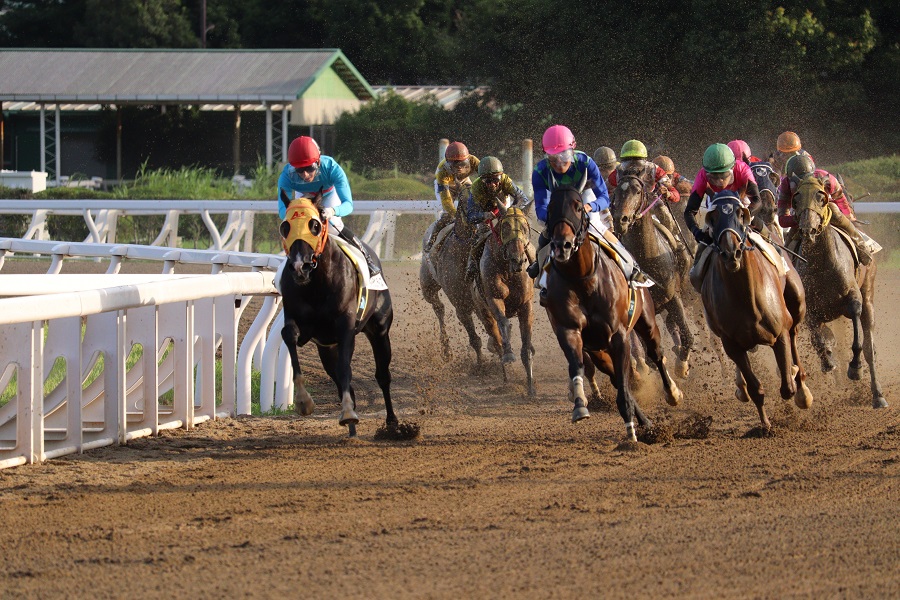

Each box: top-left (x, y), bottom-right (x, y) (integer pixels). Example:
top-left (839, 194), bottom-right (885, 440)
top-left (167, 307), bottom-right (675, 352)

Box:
top-left (338, 226), bottom-right (381, 276)
top-left (526, 232), bottom-right (550, 279)
top-left (828, 203), bottom-right (872, 265)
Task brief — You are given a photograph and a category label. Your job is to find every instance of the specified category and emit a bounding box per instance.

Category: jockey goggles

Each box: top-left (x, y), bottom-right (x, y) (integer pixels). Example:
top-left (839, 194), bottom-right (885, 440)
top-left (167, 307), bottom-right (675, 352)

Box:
top-left (707, 170), bottom-right (733, 187)
top-left (294, 162), bottom-right (319, 175)
top-left (547, 149), bottom-right (574, 166)
top-left (482, 173), bottom-right (502, 184)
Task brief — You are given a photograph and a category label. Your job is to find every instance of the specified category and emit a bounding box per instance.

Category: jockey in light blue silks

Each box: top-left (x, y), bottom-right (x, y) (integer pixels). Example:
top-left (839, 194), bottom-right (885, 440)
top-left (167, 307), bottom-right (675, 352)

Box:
top-left (276, 135), bottom-right (381, 280)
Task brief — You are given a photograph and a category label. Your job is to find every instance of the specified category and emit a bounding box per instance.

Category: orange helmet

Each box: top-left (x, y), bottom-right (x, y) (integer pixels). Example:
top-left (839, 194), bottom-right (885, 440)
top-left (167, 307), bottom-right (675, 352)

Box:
top-left (776, 131), bottom-right (802, 153)
top-left (445, 141), bottom-right (470, 161)
top-left (652, 155), bottom-right (675, 175)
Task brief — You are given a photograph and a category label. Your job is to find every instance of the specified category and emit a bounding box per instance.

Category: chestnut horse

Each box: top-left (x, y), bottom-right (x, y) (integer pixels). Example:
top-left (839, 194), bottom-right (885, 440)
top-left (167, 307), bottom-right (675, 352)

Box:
top-left (699, 192), bottom-right (812, 429)
top-left (472, 205), bottom-right (536, 396)
top-left (793, 176), bottom-right (886, 408)
top-left (279, 191), bottom-right (401, 438)
top-left (543, 186), bottom-right (683, 441)
top-left (611, 172), bottom-right (694, 377)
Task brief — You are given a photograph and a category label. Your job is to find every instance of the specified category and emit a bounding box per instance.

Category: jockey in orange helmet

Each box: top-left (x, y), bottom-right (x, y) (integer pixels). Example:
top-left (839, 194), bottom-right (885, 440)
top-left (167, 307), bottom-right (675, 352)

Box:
top-left (424, 141), bottom-right (481, 254)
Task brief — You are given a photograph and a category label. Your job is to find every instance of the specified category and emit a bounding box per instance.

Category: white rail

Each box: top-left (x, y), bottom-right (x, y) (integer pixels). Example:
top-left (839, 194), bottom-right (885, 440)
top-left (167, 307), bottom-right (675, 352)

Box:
top-left (0, 272), bottom-right (275, 470)
top-left (0, 199), bottom-right (443, 258)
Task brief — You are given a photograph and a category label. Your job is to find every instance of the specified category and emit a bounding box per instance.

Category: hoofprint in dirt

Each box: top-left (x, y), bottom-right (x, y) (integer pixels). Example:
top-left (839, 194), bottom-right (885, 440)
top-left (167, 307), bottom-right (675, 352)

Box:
top-left (0, 261), bottom-right (898, 597)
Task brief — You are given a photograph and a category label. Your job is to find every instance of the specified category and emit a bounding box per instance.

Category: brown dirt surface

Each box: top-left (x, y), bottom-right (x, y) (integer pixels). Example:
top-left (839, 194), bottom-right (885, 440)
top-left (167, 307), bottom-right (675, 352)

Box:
top-left (1, 258), bottom-right (899, 598)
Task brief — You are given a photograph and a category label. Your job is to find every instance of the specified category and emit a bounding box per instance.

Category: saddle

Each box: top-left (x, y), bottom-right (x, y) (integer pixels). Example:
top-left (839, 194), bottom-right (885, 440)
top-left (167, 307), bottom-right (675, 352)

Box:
top-left (430, 222), bottom-right (455, 254)
top-left (332, 236), bottom-right (388, 325)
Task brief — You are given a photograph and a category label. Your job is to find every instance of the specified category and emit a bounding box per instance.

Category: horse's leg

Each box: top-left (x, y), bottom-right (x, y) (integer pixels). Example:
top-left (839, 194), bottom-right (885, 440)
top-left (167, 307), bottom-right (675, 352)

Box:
top-left (633, 296), bottom-right (683, 407)
top-left (333, 332), bottom-right (360, 432)
top-left (721, 338), bottom-right (770, 429)
top-left (773, 331), bottom-right (798, 401)
top-left (808, 317), bottom-right (836, 373)
top-left (664, 297), bottom-right (693, 379)
top-left (556, 328), bottom-right (590, 423)
top-left (784, 268), bottom-right (813, 409)
top-left (455, 305), bottom-right (485, 367)
top-left (518, 302), bottom-right (536, 398)
top-left (861, 288), bottom-right (887, 408)
top-left (583, 351), bottom-right (602, 405)
top-left (364, 325), bottom-right (398, 427)
top-left (281, 317), bottom-right (315, 416)
top-left (419, 263), bottom-right (451, 360)
top-left (610, 329), bottom-right (640, 441)
top-left (844, 294), bottom-right (865, 381)
top-left (629, 331), bottom-right (650, 381)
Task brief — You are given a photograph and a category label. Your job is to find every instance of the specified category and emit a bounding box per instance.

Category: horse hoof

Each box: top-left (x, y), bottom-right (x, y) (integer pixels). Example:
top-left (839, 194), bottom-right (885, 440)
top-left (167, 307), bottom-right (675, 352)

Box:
top-left (873, 395), bottom-right (888, 409)
top-left (735, 388), bottom-right (751, 403)
top-left (339, 410), bottom-right (360, 426)
top-left (295, 396), bottom-right (315, 417)
top-left (572, 406), bottom-right (591, 423)
top-left (847, 365), bottom-right (863, 381)
top-left (821, 361), bottom-right (836, 374)
top-left (794, 383), bottom-right (813, 409)
top-left (502, 351), bottom-right (516, 364)
top-left (666, 385), bottom-right (683, 407)
top-left (675, 358), bottom-right (690, 379)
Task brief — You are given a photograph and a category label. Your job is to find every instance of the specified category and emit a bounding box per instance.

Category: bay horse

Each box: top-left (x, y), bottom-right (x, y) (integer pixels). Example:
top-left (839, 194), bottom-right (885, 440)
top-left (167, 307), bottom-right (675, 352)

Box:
top-left (611, 172), bottom-right (694, 378)
top-left (699, 191), bottom-right (812, 429)
top-left (749, 161), bottom-right (784, 243)
top-left (279, 191), bottom-right (404, 438)
top-left (420, 208), bottom-right (498, 365)
top-left (793, 177), bottom-right (886, 408)
top-left (472, 205), bottom-right (536, 396)
top-left (543, 186), bottom-right (683, 441)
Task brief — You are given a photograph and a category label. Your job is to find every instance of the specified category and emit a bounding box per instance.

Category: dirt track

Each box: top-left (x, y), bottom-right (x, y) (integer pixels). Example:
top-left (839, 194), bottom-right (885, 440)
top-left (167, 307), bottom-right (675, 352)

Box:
top-left (1, 260), bottom-right (899, 598)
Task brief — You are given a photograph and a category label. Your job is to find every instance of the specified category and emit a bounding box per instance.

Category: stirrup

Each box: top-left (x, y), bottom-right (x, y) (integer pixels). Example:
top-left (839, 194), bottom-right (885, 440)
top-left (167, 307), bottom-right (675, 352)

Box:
top-left (526, 260), bottom-right (540, 279)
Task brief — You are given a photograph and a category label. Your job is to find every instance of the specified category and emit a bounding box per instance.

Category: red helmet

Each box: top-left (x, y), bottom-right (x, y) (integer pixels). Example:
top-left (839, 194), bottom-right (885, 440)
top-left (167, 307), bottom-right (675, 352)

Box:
top-left (288, 136), bottom-right (321, 168)
top-left (542, 125), bottom-right (576, 155)
top-left (445, 141), bottom-right (469, 161)
top-left (727, 140), bottom-right (752, 163)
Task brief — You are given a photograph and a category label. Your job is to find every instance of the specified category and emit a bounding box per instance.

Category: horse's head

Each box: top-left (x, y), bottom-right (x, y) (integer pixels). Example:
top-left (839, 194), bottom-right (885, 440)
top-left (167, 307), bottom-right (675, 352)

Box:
top-left (611, 173), bottom-right (653, 237)
top-left (497, 206), bottom-right (531, 273)
top-left (279, 189), bottom-right (328, 284)
top-left (705, 191), bottom-right (752, 272)
top-left (751, 161), bottom-right (780, 226)
top-left (547, 186), bottom-right (588, 264)
top-left (793, 175), bottom-right (829, 241)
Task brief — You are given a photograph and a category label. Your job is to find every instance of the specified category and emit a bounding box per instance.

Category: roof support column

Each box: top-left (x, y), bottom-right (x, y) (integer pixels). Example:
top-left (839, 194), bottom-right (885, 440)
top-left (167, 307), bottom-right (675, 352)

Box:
top-left (1, 109), bottom-right (5, 170)
top-left (39, 104), bottom-right (58, 182)
top-left (54, 106), bottom-right (61, 184)
top-left (116, 107), bottom-right (122, 183)
top-left (265, 104), bottom-right (273, 171)
top-left (39, 104), bottom-right (45, 173)
top-left (282, 108), bottom-right (288, 163)
top-left (233, 104), bottom-right (241, 176)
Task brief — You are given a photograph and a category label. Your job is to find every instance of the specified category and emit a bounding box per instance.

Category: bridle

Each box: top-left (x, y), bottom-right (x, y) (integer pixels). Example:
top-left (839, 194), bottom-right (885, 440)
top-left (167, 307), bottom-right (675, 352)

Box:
top-left (793, 177), bottom-right (831, 237)
top-left (281, 199), bottom-right (330, 270)
top-left (709, 198), bottom-right (754, 262)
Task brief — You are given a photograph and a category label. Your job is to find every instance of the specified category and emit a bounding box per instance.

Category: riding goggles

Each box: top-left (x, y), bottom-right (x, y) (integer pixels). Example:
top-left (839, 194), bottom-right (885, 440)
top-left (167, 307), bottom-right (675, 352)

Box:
top-left (294, 162), bottom-right (319, 175)
top-left (547, 149), bottom-right (574, 166)
top-left (482, 173), bottom-right (502, 184)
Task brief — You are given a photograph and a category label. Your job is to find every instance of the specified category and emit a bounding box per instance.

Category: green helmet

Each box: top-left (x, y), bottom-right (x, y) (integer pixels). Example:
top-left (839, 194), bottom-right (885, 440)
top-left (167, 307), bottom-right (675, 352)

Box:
top-left (620, 139), bottom-right (648, 160)
top-left (593, 146), bottom-right (618, 167)
top-left (785, 154), bottom-right (816, 180)
top-left (478, 156), bottom-right (504, 176)
top-left (702, 143), bottom-right (736, 174)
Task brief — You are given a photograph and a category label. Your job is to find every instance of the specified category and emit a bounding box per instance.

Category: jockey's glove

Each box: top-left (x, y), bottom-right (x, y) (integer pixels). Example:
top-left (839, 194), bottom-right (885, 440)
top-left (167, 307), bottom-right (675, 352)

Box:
top-left (693, 229), bottom-right (713, 245)
top-left (321, 207), bottom-right (335, 220)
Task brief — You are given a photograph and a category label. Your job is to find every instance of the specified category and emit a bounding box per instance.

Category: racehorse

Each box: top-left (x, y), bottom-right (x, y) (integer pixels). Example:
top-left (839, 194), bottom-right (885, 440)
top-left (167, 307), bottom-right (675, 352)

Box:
top-left (749, 161), bottom-right (784, 243)
top-left (543, 186), bottom-right (683, 441)
top-left (420, 207), bottom-right (498, 365)
top-left (611, 172), bottom-right (694, 378)
top-left (279, 191), bottom-right (403, 438)
top-left (472, 205), bottom-right (536, 396)
top-left (793, 177), bottom-right (886, 408)
top-left (698, 191), bottom-right (812, 429)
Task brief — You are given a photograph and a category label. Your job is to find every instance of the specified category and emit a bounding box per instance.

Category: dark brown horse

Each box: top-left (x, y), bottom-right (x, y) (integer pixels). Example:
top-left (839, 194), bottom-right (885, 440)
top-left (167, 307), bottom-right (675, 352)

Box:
top-left (420, 209), bottom-right (498, 364)
top-left (472, 206), bottom-right (536, 396)
top-left (543, 186), bottom-right (683, 441)
top-left (749, 160), bottom-right (785, 243)
top-left (611, 173), bottom-right (694, 377)
top-left (279, 192), bottom-right (405, 438)
top-left (699, 192), bottom-right (812, 429)
top-left (793, 177), bottom-right (886, 408)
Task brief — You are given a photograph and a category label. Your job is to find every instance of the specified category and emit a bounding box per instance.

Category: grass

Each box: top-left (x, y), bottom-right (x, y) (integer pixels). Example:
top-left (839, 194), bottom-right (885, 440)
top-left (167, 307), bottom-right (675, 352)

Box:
top-left (825, 155), bottom-right (900, 203)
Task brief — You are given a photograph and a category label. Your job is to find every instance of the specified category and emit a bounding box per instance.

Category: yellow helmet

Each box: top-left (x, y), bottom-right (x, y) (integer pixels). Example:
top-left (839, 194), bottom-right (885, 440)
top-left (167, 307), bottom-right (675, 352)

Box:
top-left (620, 139), bottom-right (648, 160)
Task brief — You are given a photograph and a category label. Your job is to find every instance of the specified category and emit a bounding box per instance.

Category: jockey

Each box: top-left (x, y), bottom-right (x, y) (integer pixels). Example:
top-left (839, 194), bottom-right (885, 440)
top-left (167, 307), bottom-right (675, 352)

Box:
top-left (727, 139), bottom-right (762, 165)
top-left (776, 154), bottom-right (873, 264)
top-left (592, 146), bottom-right (619, 187)
top-left (684, 143), bottom-right (762, 250)
top-left (607, 140), bottom-right (689, 259)
top-left (463, 156), bottom-right (531, 280)
top-left (653, 155), bottom-right (693, 195)
top-left (424, 141), bottom-right (480, 254)
top-left (277, 135), bottom-right (382, 280)
top-left (770, 131), bottom-right (813, 176)
top-left (527, 125), bottom-right (649, 286)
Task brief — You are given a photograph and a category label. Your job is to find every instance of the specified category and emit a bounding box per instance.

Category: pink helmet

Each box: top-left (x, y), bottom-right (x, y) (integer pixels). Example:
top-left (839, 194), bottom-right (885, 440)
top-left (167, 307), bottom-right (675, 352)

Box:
top-left (542, 125), bottom-right (576, 155)
top-left (727, 139), bottom-right (752, 164)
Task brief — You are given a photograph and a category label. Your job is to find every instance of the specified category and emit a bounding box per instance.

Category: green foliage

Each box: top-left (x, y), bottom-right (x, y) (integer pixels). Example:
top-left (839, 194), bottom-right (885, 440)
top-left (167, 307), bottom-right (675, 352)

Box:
top-left (74, 0), bottom-right (198, 47)
top-left (112, 162), bottom-right (238, 200)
